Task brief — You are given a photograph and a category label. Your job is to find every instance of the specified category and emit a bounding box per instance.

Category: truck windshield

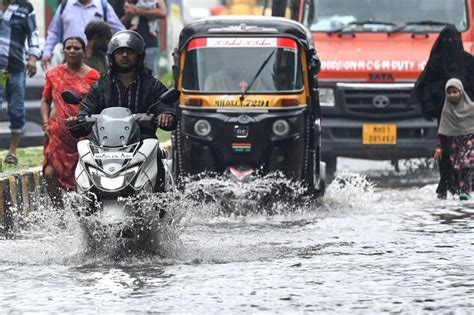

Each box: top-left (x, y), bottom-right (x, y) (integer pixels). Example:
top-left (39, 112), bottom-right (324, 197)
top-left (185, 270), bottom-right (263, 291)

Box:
top-left (306, 0), bottom-right (468, 33)
top-left (182, 37), bottom-right (303, 93)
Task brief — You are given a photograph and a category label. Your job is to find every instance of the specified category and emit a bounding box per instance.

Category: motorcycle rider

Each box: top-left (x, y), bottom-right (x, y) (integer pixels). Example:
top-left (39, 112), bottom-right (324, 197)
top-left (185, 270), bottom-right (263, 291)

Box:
top-left (67, 30), bottom-right (176, 192)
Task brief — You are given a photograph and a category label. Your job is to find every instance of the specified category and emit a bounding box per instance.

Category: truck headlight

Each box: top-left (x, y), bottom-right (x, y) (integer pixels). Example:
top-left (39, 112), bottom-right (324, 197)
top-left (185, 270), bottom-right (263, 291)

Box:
top-left (319, 88), bottom-right (335, 107)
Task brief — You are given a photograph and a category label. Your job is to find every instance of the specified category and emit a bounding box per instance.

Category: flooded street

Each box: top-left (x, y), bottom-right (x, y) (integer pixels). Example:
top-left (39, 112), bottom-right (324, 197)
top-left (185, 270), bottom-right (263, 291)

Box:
top-left (1, 159), bottom-right (473, 313)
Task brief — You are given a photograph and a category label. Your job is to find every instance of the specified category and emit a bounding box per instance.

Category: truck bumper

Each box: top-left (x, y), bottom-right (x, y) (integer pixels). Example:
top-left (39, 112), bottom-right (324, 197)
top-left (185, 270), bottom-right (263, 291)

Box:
top-left (321, 117), bottom-right (438, 160)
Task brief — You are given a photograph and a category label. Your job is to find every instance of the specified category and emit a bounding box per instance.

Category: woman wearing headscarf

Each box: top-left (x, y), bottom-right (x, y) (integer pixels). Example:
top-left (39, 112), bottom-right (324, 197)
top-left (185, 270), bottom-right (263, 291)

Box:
top-left (40, 37), bottom-right (100, 210)
top-left (434, 78), bottom-right (474, 200)
top-left (412, 24), bottom-right (474, 199)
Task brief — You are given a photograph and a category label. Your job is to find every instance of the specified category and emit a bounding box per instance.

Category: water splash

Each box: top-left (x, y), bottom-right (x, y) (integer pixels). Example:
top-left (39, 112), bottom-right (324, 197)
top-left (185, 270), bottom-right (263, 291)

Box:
top-left (181, 172), bottom-right (318, 217)
top-left (323, 172), bottom-right (376, 213)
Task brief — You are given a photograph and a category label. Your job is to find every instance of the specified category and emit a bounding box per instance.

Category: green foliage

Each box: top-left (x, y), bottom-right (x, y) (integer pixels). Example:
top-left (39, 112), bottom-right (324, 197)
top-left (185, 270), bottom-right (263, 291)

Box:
top-left (160, 71), bottom-right (175, 88)
top-left (157, 129), bottom-right (171, 143)
top-left (0, 147), bottom-right (43, 173)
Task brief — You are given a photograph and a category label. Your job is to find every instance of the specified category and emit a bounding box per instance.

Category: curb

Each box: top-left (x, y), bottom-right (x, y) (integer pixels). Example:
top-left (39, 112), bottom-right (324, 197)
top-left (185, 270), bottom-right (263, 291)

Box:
top-left (0, 169), bottom-right (43, 232)
top-left (0, 140), bottom-right (173, 232)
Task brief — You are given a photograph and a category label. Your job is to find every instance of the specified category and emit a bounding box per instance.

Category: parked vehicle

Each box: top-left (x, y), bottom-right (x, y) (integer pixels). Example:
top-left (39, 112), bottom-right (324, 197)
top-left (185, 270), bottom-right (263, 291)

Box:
top-left (62, 89), bottom-right (179, 252)
top-left (172, 16), bottom-right (325, 195)
top-left (296, 0), bottom-right (470, 177)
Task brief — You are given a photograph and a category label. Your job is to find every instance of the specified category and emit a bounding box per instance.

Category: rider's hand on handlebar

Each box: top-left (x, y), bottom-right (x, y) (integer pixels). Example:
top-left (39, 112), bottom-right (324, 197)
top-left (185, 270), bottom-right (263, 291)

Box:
top-left (155, 113), bottom-right (175, 128)
top-left (65, 116), bottom-right (79, 127)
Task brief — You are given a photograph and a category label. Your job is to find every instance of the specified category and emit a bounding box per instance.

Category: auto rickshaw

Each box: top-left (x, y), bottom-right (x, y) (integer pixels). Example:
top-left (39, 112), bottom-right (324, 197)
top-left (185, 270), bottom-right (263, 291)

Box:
top-left (172, 16), bottom-right (325, 196)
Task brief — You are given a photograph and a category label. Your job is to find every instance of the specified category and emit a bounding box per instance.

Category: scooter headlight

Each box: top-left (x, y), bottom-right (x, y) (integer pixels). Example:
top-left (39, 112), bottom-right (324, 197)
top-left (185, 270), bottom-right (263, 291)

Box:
top-left (272, 119), bottom-right (290, 137)
top-left (88, 165), bottom-right (140, 191)
top-left (194, 119), bottom-right (212, 137)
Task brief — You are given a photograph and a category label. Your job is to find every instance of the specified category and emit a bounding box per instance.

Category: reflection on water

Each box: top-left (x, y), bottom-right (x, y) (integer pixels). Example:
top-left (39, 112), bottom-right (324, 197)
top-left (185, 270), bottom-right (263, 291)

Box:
top-left (0, 171), bottom-right (472, 312)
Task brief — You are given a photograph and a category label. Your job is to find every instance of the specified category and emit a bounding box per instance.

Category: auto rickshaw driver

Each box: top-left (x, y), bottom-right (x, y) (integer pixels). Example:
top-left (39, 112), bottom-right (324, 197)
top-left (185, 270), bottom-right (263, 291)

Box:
top-left (203, 48), bottom-right (269, 93)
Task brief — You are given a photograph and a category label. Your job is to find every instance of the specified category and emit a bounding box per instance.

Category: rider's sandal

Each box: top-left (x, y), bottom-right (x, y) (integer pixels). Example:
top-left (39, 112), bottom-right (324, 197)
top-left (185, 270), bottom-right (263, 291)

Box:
top-left (4, 153), bottom-right (18, 165)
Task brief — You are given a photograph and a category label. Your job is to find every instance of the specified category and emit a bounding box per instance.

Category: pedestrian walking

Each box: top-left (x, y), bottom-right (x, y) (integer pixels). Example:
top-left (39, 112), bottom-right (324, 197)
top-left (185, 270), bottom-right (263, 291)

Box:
top-left (40, 37), bottom-right (100, 210)
top-left (434, 78), bottom-right (474, 200)
top-left (412, 25), bottom-right (474, 199)
top-left (84, 20), bottom-right (112, 74)
top-left (0, 0), bottom-right (42, 165)
top-left (41, 0), bottom-right (125, 70)
top-left (121, 0), bottom-right (166, 75)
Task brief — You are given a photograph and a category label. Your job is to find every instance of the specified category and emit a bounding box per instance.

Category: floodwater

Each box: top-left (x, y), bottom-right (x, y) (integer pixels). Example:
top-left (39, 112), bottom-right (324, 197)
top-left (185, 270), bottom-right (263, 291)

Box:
top-left (0, 159), bottom-right (473, 313)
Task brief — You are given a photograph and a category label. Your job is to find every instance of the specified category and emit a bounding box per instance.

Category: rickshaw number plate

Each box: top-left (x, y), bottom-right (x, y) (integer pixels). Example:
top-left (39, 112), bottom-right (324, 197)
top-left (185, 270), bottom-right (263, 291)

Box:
top-left (362, 124), bottom-right (397, 145)
top-left (234, 125), bottom-right (249, 138)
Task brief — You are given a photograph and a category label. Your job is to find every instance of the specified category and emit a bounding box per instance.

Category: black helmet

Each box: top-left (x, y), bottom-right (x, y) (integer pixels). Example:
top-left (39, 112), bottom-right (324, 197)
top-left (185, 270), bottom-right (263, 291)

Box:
top-left (107, 30), bottom-right (146, 70)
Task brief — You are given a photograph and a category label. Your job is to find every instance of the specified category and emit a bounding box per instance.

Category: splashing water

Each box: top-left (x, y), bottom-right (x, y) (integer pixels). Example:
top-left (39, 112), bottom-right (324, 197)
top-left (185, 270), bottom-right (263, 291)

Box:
top-left (181, 172), bottom-right (319, 217)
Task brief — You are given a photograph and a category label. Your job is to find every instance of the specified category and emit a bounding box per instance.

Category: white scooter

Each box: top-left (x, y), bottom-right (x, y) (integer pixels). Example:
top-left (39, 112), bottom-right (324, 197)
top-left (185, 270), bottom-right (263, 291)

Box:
top-left (62, 89), bottom-right (180, 255)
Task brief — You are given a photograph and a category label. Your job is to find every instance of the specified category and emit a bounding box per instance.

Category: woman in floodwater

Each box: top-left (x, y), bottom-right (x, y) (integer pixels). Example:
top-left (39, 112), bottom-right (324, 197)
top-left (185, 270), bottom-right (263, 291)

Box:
top-left (434, 78), bottom-right (474, 200)
top-left (40, 37), bottom-right (100, 210)
top-left (412, 24), bottom-right (474, 199)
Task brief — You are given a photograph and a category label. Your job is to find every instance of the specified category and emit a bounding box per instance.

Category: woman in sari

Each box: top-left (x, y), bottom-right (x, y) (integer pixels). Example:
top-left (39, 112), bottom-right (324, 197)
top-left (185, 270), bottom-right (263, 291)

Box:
top-left (40, 37), bottom-right (100, 209)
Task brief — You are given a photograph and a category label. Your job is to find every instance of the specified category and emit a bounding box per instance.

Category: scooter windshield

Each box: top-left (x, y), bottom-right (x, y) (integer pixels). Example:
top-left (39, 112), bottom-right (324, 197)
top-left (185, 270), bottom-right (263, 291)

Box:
top-left (91, 107), bottom-right (141, 147)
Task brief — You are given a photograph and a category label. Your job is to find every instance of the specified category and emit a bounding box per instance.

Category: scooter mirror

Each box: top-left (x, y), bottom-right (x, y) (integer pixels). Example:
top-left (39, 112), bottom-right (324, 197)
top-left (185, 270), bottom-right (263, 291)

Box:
top-left (61, 90), bottom-right (81, 105)
top-left (160, 89), bottom-right (181, 104)
top-left (147, 89), bottom-right (181, 114)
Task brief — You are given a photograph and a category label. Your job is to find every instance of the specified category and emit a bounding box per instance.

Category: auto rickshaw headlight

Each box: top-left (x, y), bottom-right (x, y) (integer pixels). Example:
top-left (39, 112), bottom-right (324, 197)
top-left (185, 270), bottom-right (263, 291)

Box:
top-left (272, 119), bottom-right (290, 137)
top-left (319, 88), bottom-right (335, 107)
top-left (194, 119), bottom-right (212, 137)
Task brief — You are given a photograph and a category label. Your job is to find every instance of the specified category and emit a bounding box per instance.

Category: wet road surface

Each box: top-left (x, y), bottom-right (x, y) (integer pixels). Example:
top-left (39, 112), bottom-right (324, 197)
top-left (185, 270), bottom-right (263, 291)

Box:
top-left (0, 159), bottom-right (473, 313)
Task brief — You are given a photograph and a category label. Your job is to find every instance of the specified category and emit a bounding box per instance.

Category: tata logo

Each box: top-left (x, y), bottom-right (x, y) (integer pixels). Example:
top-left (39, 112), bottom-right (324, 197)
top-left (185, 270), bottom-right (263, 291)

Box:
top-left (372, 95), bottom-right (390, 108)
top-left (368, 73), bottom-right (395, 82)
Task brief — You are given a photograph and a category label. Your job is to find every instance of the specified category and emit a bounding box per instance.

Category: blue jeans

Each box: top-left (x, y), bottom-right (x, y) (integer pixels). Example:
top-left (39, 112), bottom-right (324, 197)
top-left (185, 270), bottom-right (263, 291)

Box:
top-left (0, 71), bottom-right (26, 133)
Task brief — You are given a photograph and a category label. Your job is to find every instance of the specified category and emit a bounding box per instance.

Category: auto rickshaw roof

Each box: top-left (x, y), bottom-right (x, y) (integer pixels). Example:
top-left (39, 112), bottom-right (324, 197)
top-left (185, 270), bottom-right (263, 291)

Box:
top-left (177, 16), bottom-right (315, 52)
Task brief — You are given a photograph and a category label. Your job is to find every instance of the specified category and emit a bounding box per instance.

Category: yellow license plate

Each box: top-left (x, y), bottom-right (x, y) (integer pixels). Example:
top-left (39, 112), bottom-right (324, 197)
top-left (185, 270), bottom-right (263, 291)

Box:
top-left (362, 124), bottom-right (397, 145)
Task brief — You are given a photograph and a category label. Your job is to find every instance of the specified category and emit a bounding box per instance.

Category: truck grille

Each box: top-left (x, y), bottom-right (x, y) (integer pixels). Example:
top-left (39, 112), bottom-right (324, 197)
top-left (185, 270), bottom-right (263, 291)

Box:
top-left (338, 83), bottom-right (418, 117)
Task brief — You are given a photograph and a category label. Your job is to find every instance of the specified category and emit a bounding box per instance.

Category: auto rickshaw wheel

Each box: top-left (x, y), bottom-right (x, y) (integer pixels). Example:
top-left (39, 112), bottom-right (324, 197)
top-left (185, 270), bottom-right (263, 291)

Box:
top-left (173, 121), bottom-right (186, 187)
top-left (302, 112), bottom-right (324, 197)
top-left (323, 155), bottom-right (337, 183)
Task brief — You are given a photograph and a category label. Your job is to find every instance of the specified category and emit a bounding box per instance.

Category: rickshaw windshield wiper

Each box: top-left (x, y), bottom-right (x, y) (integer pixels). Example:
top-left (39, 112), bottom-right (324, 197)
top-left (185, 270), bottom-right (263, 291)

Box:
top-left (327, 20), bottom-right (396, 35)
top-left (240, 51), bottom-right (275, 101)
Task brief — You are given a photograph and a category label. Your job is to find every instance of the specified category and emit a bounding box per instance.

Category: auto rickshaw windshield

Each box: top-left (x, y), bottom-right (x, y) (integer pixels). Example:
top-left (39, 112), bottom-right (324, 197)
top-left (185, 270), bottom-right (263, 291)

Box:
top-left (182, 37), bottom-right (304, 93)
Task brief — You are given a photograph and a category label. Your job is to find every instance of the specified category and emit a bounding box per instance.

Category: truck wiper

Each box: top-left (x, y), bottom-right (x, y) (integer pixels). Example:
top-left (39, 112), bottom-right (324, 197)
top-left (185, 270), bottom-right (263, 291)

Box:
top-left (327, 20), bottom-right (396, 35)
top-left (240, 51), bottom-right (275, 102)
top-left (388, 20), bottom-right (449, 35)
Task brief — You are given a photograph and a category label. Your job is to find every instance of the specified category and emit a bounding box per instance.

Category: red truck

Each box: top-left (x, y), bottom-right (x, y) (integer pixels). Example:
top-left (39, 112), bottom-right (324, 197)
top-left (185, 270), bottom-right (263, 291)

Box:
top-left (298, 0), bottom-right (470, 177)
